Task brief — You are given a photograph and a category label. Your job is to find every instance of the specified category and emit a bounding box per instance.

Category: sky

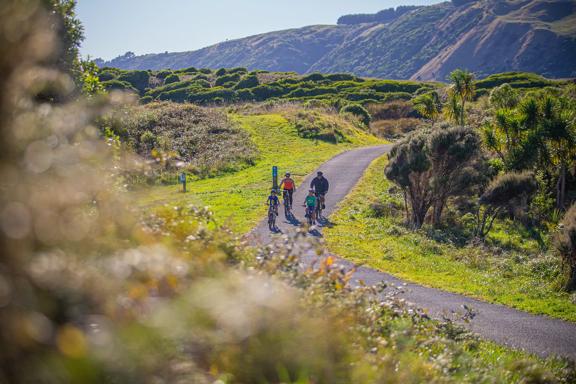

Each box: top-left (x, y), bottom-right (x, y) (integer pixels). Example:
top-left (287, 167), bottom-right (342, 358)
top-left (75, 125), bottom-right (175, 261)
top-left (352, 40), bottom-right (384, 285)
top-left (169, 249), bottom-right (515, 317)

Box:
top-left (77, 0), bottom-right (443, 60)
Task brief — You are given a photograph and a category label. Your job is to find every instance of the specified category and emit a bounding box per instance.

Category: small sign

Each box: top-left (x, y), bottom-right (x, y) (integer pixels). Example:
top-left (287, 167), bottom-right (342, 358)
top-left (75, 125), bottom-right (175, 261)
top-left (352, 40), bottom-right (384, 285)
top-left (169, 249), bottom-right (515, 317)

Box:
top-left (272, 166), bottom-right (278, 190)
top-left (179, 172), bottom-right (187, 193)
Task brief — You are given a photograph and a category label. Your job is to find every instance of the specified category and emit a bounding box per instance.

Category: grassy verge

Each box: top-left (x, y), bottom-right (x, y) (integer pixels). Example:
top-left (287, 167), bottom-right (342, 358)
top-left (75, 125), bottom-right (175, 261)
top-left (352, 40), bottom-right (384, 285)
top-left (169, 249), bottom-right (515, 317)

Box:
top-left (135, 113), bottom-right (382, 233)
top-left (324, 156), bottom-right (576, 322)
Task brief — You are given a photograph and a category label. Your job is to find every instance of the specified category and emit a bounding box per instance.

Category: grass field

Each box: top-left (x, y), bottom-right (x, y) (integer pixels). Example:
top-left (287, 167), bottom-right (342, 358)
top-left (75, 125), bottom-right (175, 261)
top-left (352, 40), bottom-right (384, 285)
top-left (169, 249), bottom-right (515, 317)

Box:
top-left (135, 112), bottom-right (382, 233)
top-left (324, 156), bottom-right (576, 322)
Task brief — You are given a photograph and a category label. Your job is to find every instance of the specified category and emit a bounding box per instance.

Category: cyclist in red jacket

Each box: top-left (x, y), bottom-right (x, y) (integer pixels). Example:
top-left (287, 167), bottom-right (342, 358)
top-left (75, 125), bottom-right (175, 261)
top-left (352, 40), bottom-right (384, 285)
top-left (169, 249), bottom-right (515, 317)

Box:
top-left (279, 172), bottom-right (296, 208)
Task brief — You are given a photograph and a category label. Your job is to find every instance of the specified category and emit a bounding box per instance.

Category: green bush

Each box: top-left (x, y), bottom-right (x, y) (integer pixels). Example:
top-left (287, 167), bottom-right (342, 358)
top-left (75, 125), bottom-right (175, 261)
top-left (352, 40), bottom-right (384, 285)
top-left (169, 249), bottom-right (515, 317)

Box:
top-left (98, 71), bottom-right (116, 82)
top-left (101, 79), bottom-right (138, 93)
top-left (215, 68), bottom-right (227, 76)
top-left (215, 73), bottom-right (241, 86)
top-left (156, 70), bottom-right (173, 79)
top-left (341, 104), bottom-right (371, 126)
top-left (235, 74), bottom-right (259, 89)
top-left (164, 74), bottom-right (180, 84)
top-left (117, 70), bottom-right (150, 93)
top-left (179, 66), bottom-right (198, 74)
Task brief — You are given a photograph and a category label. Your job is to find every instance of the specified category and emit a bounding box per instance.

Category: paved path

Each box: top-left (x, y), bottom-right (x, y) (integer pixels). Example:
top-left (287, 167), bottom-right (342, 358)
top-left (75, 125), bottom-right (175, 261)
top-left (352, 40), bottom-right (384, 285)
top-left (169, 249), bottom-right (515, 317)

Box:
top-left (250, 145), bottom-right (576, 360)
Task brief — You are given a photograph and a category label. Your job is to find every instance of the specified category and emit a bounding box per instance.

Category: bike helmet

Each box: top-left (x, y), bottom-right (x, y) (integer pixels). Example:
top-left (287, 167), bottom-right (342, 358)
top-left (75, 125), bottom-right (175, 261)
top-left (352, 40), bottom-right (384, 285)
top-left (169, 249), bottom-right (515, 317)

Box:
top-left (271, 189), bottom-right (277, 194)
top-left (309, 189), bottom-right (315, 193)
top-left (285, 172), bottom-right (291, 177)
top-left (317, 171), bottom-right (323, 176)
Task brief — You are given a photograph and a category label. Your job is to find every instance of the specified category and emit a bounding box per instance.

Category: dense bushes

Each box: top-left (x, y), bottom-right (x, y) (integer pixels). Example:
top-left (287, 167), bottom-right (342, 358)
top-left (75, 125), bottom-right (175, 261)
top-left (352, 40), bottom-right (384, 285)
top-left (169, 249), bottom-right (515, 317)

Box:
top-left (385, 126), bottom-right (483, 228)
top-left (556, 204), bottom-right (576, 291)
top-left (104, 102), bottom-right (258, 179)
top-left (97, 66), bottom-right (436, 106)
top-left (117, 70), bottom-right (150, 93)
top-left (164, 73), bottom-right (180, 84)
top-left (291, 110), bottom-right (351, 143)
top-left (340, 104), bottom-right (371, 126)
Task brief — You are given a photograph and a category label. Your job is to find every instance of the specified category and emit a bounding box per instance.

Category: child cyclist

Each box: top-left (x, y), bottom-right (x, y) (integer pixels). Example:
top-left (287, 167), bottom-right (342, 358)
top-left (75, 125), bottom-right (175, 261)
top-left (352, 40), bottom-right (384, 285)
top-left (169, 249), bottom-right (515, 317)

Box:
top-left (303, 189), bottom-right (317, 224)
top-left (279, 172), bottom-right (296, 208)
top-left (267, 189), bottom-right (280, 215)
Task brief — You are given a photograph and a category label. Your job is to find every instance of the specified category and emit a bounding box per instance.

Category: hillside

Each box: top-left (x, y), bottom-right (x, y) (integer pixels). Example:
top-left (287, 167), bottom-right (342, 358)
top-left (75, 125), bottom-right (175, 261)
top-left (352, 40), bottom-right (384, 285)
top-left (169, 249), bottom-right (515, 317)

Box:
top-left (99, 0), bottom-right (576, 80)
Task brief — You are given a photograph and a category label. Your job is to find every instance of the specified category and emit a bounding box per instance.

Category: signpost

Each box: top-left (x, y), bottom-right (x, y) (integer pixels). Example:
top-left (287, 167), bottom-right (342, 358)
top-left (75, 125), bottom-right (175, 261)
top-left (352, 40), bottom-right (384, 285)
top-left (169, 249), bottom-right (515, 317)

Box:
top-left (179, 172), bottom-right (187, 193)
top-left (272, 166), bottom-right (278, 191)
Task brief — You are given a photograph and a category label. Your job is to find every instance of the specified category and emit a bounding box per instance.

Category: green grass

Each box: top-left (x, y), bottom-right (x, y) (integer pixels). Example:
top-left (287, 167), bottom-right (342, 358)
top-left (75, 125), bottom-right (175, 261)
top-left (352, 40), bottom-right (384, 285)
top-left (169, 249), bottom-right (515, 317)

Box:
top-left (324, 156), bottom-right (576, 322)
top-left (135, 113), bottom-right (382, 233)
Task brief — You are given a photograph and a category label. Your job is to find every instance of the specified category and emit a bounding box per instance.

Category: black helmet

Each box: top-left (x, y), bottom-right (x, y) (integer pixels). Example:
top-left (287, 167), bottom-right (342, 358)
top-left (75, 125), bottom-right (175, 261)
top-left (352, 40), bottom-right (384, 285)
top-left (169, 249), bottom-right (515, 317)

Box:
top-left (285, 172), bottom-right (290, 177)
top-left (317, 171), bottom-right (323, 176)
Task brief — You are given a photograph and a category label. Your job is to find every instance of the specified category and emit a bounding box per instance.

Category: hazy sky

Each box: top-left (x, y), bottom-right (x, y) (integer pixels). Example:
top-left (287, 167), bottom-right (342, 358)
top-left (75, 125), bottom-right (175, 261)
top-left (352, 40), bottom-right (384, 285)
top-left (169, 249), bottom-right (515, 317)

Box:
top-left (77, 0), bottom-right (443, 60)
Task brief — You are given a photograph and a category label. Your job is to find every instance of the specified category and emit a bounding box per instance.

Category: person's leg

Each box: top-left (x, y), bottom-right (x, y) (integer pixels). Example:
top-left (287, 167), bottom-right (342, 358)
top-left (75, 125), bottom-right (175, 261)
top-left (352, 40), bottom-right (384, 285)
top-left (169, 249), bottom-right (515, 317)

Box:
top-left (288, 189), bottom-right (293, 207)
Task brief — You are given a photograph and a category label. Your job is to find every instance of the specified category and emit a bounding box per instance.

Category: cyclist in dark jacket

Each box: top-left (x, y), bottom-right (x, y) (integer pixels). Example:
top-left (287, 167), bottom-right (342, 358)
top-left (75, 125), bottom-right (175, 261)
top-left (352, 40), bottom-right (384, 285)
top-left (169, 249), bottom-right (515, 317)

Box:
top-left (310, 171), bottom-right (329, 209)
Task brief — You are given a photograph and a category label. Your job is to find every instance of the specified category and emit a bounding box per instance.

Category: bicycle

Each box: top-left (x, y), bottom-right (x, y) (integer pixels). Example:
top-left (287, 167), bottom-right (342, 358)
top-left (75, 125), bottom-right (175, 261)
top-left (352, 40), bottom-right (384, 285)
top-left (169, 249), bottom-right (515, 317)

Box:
top-left (315, 193), bottom-right (325, 220)
top-left (268, 205), bottom-right (278, 231)
top-left (304, 205), bottom-right (315, 226)
top-left (283, 189), bottom-right (292, 218)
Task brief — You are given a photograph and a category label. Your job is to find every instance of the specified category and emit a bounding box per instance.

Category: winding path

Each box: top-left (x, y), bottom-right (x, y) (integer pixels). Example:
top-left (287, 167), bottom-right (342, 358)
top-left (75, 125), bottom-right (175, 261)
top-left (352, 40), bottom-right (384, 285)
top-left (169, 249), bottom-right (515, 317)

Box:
top-left (250, 145), bottom-right (576, 361)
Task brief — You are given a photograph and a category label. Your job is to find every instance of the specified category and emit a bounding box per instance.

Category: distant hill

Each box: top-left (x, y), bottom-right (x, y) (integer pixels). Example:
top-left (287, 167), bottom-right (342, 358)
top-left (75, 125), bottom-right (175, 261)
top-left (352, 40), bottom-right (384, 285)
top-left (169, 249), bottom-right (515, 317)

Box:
top-left (99, 0), bottom-right (576, 80)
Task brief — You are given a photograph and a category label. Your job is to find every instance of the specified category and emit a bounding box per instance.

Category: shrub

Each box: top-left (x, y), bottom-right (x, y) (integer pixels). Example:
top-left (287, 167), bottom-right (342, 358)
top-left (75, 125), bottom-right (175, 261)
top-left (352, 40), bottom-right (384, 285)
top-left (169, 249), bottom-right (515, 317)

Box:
top-left (228, 67), bottom-right (248, 74)
top-left (164, 74), bottom-right (180, 84)
top-left (140, 130), bottom-right (157, 150)
top-left (101, 79), bottom-right (138, 93)
top-left (235, 74), bottom-right (260, 89)
top-left (291, 110), bottom-right (350, 143)
top-left (179, 66), bottom-right (198, 74)
top-left (98, 70), bottom-right (116, 82)
top-left (302, 73), bottom-right (325, 82)
top-left (555, 204), bottom-right (576, 291)
top-left (367, 101), bottom-right (418, 120)
top-left (156, 70), bottom-right (173, 79)
top-left (475, 172), bottom-right (538, 238)
top-left (117, 70), bottom-right (150, 93)
top-left (489, 83), bottom-right (520, 110)
top-left (340, 104), bottom-right (371, 126)
top-left (140, 95), bottom-right (153, 104)
top-left (105, 102), bottom-right (258, 178)
top-left (215, 73), bottom-right (241, 87)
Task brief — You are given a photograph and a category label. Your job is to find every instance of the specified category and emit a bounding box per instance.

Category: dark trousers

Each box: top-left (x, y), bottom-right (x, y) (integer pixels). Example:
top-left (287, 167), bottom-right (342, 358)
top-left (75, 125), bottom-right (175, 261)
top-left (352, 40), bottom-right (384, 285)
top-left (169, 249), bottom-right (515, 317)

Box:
top-left (284, 189), bottom-right (294, 207)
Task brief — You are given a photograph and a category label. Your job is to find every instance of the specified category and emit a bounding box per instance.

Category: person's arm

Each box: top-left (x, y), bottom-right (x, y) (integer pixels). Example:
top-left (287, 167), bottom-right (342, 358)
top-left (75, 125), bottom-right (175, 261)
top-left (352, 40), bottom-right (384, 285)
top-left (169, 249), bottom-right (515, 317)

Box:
top-left (279, 179), bottom-right (285, 189)
top-left (325, 179), bottom-right (329, 193)
top-left (310, 179), bottom-right (315, 190)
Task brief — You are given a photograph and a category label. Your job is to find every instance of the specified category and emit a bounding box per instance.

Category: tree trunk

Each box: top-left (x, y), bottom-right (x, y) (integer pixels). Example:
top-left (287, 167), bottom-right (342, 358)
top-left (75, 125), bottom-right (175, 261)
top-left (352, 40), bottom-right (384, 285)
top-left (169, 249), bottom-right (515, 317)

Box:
top-left (565, 265), bottom-right (576, 292)
top-left (432, 199), bottom-right (445, 227)
top-left (556, 163), bottom-right (566, 209)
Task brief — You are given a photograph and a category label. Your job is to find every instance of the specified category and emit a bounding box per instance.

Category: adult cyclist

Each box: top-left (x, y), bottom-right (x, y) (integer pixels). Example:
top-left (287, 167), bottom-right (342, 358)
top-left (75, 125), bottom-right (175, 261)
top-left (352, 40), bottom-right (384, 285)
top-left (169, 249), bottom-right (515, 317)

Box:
top-left (310, 171), bottom-right (329, 209)
top-left (279, 172), bottom-right (296, 208)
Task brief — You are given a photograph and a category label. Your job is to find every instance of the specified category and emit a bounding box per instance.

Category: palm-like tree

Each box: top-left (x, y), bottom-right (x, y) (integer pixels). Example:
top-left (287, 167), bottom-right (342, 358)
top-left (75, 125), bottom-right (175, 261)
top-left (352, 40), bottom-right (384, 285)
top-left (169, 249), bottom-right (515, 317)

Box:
top-left (448, 69), bottom-right (475, 125)
top-left (414, 92), bottom-right (441, 123)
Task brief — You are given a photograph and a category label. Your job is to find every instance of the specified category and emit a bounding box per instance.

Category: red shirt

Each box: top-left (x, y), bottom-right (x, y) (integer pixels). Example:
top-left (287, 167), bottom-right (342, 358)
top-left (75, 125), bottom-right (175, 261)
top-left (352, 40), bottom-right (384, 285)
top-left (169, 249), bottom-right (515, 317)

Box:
top-left (282, 178), bottom-right (295, 190)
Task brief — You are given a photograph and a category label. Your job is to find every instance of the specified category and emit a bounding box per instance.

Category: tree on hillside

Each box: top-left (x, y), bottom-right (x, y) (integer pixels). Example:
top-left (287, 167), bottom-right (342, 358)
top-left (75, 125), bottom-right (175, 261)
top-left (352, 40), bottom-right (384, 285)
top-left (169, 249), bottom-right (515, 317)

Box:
top-left (474, 172), bottom-right (538, 238)
top-left (446, 69), bottom-right (475, 125)
top-left (428, 126), bottom-right (483, 226)
top-left (556, 204), bottom-right (576, 291)
top-left (385, 132), bottom-right (433, 229)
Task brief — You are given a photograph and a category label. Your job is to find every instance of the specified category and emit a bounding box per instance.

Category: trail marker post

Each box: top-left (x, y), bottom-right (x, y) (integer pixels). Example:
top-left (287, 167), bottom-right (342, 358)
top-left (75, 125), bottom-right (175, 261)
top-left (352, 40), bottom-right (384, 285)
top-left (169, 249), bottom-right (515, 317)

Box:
top-left (272, 166), bottom-right (278, 191)
top-left (179, 172), bottom-right (187, 193)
